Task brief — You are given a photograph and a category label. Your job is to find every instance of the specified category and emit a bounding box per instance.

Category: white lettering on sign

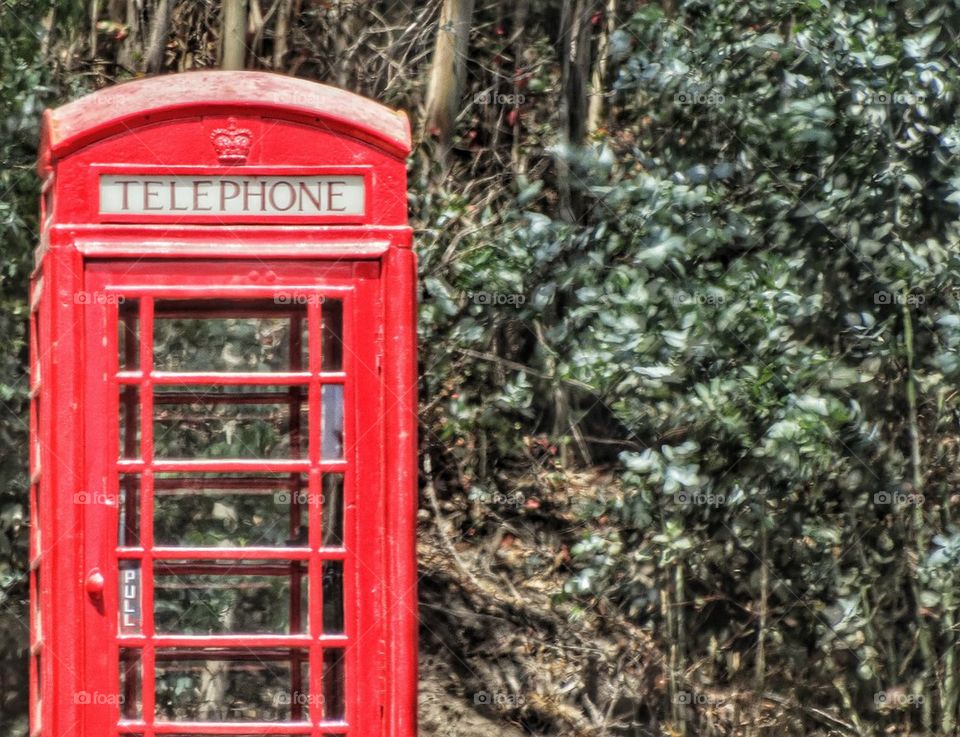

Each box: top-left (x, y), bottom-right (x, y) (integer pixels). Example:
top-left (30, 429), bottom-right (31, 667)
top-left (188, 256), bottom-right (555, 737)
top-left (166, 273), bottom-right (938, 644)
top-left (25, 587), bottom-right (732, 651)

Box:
top-left (99, 175), bottom-right (365, 217)
top-left (118, 565), bottom-right (141, 635)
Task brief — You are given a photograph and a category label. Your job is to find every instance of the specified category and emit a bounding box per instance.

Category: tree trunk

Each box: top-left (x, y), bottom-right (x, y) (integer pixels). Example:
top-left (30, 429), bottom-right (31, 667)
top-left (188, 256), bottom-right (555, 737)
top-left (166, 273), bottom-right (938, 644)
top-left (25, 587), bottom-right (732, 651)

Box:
top-left (423, 0), bottom-right (475, 158)
top-left (334, 9), bottom-right (361, 89)
top-left (587, 0), bottom-right (616, 133)
top-left (557, 0), bottom-right (592, 221)
top-left (221, 0), bottom-right (248, 70)
top-left (118, 0), bottom-right (143, 73)
top-left (272, 0), bottom-right (292, 70)
top-left (89, 0), bottom-right (100, 59)
top-left (510, 0), bottom-right (530, 175)
top-left (143, 0), bottom-right (172, 72)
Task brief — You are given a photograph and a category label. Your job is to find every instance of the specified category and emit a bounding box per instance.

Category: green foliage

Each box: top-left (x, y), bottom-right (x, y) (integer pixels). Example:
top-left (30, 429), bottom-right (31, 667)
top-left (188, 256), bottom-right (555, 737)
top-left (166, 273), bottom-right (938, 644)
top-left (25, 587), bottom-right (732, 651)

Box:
top-left (0, 1), bottom-right (56, 733)
top-left (416, 1), bottom-right (960, 732)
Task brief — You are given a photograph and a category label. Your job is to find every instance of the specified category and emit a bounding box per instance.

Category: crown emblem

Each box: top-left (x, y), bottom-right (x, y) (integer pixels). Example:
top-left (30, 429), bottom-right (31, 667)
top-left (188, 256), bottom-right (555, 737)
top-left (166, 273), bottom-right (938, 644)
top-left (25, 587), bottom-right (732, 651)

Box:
top-left (210, 117), bottom-right (253, 164)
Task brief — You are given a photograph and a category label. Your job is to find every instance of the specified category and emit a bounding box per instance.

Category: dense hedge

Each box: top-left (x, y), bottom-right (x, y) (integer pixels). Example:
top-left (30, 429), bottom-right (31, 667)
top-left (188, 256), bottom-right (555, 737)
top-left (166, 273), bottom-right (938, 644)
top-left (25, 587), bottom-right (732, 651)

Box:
top-left (421, 2), bottom-right (960, 733)
top-left (0, 1), bottom-right (50, 731)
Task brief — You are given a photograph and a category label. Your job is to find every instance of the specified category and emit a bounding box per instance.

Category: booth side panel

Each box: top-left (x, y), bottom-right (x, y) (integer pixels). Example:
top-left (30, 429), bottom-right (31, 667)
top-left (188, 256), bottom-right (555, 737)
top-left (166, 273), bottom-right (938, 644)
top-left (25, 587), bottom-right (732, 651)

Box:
top-left (382, 246), bottom-right (418, 737)
top-left (47, 245), bottom-right (84, 737)
top-left (348, 261), bottom-right (388, 737)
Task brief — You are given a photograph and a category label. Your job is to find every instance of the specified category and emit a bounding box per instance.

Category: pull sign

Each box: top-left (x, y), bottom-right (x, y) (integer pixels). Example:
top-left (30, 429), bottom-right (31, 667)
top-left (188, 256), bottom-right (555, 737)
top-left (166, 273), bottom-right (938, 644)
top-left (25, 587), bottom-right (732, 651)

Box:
top-left (99, 175), bottom-right (365, 217)
top-left (118, 564), bottom-right (141, 635)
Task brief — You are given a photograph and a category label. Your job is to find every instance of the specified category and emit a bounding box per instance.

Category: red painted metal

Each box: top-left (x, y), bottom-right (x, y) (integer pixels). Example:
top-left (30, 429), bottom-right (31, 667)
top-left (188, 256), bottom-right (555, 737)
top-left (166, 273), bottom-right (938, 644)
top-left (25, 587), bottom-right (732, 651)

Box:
top-left (31, 72), bottom-right (416, 737)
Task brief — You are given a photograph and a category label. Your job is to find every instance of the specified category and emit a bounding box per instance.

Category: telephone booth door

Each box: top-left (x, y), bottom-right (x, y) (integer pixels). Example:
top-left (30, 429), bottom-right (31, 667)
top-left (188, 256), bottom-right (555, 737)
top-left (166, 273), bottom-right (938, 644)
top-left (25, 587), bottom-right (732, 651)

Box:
top-left (78, 258), bottom-right (383, 737)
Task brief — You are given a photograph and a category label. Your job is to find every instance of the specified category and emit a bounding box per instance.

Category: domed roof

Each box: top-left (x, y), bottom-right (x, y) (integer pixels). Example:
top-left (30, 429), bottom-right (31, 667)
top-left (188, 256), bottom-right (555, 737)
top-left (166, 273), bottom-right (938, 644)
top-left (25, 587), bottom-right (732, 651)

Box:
top-left (39, 71), bottom-right (411, 174)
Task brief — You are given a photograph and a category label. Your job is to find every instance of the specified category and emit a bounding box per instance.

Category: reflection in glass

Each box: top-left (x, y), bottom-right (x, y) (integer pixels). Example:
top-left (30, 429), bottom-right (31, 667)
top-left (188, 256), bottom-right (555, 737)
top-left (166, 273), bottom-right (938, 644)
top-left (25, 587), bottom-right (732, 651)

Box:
top-left (32, 567), bottom-right (41, 640)
top-left (320, 299), bottom-right (343, 372)
top-left (321, 474), bottom-right (344, 547)
top-left (32, 654), bottom-right (41, 729)
top-left (118, 474), bottom-right (140, 547)
top-left (154, 560), bottom-right (307, 635)
top-left (153, 385), bottom-right (307, 459)
top-left (153, 300), bottom-right (308, 373)
top-left (322, 561), bottom-right (343, 634)
top-left (118, 299), bottom-right (140, 371)
top-left (321, 386), bottom-right (343, 460)
top-left (322, 649), bottom-right (345, 722)
top-left (119, 648), bottom-right (142, 719)
top-left (154, 650), bottom-right (309, 721)
top-left (119, 386), bottom-right (140, 459)
top-left (153, 474), bottom-right (307, 547)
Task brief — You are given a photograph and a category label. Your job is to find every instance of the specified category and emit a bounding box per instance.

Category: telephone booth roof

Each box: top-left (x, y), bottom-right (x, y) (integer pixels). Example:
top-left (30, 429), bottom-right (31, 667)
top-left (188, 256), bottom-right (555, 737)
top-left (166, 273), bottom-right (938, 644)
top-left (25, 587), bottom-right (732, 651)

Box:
top-left (36, 71), bottom-right (412, 252)
top-left (38, 70), bottom-right (412, 175)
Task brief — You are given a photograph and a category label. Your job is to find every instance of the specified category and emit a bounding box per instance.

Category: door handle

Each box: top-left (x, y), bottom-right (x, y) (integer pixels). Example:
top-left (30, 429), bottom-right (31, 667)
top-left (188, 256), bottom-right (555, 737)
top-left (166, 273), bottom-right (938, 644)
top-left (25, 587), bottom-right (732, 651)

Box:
top-left (85, 568), bottom-right (105, 597)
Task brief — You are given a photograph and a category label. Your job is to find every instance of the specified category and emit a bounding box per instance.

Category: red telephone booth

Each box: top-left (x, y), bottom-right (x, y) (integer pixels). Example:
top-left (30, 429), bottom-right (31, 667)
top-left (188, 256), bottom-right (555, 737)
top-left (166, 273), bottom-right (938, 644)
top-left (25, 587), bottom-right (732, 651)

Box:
top-left (29, 72), bottom-right (417, 737)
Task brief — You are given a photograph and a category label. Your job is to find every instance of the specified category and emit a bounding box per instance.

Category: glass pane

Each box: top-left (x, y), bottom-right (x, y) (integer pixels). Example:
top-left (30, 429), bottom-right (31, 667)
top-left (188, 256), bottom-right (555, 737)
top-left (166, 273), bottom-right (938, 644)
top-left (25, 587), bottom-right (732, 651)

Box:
top-left (154, 560), bottom-right (308, 635)
top-left (322, 561), bottom-right (343, 634)
top-left (154, 649), bottom-right (309, 721)
top-left (32, 567), bottom-right (41, 640)
top-left (153, 385), bottom-right (308, 459)
top-left (119, 649), bottom-right (142, 719)
top-left (118, 561), bottom-right (142, 636)
top-left (119, 386), bottom-right (140, 459)
top-left (32, 654), bottom-right (41, 729)
top-left (31, 398), bottom-right (41, 479)
top-left (118, 475), bottom-right (141, 547)
top-left (321, 474), bottom-right (344, 547)
top-left (321, 299), bottom-right (343, 372)
top-left (154, 474), bottom-right (308, 547)
top-left (153, 300), bottom-right (308, 372)
top-left (322, 649), bottom-right (345, 722)
top-left (321, 385), bottom-right (343, 460)
top-left (118, 300), bottom-right (140, 371)
top-left (30, 311), bottom-right (40, 386)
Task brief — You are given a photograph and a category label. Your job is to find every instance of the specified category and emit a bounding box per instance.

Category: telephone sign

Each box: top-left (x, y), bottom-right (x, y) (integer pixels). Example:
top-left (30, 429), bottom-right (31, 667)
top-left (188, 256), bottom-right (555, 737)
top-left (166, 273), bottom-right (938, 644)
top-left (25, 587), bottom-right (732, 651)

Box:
top-left (98, 174), bottom-right (366, 217)
top-left (29, 72), bottom-right (417, 737)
